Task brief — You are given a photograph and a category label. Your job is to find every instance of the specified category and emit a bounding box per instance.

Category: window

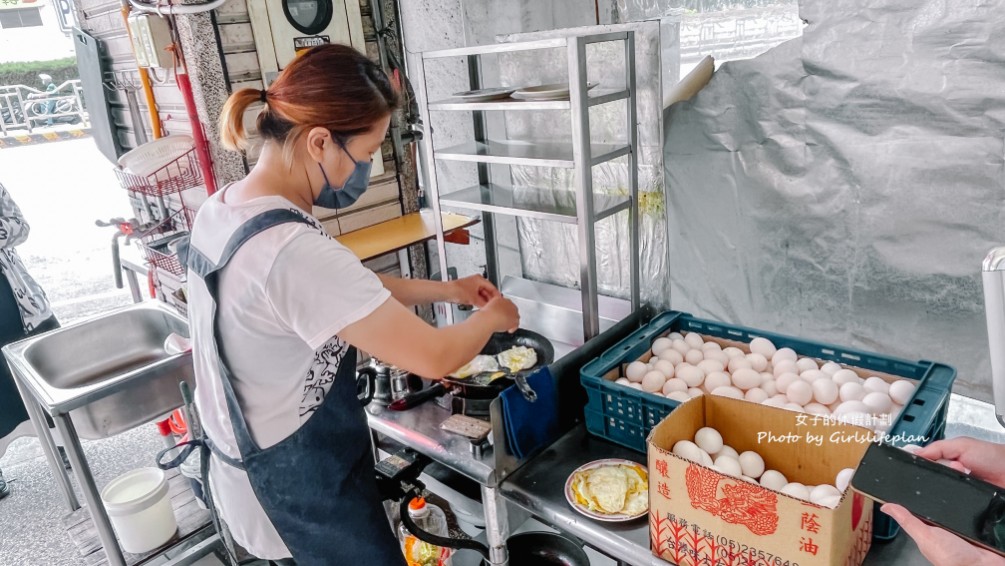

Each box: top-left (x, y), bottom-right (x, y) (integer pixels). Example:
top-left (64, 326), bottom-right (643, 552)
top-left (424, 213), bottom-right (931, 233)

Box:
top-left (0, 7), bottom-right (43, 29)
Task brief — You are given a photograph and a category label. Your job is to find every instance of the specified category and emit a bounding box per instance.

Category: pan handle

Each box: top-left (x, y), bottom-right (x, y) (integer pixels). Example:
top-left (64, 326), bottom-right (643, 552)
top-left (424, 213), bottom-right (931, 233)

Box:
top-left (513, 373), bottom-right (538, 402)
top-left (399, 494), bottom-right (489, 560)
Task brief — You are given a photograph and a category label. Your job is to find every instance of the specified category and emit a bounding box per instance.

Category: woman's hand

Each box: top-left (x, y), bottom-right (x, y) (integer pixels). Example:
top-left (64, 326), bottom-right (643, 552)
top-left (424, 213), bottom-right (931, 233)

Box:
top-left (915, 437), bottom-right (1005, 488)
top-left (450, 275), bottom-right (499, 307)
top-left (479, 295), bottom-right (519, 333)
top-left (882, 504), bottom-right (1005, 566)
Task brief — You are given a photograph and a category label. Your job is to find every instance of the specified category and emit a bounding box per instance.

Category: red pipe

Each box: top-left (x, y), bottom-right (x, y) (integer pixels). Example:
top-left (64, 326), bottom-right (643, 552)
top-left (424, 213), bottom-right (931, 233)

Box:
top-left (176, 70), bottom-right (218, 194)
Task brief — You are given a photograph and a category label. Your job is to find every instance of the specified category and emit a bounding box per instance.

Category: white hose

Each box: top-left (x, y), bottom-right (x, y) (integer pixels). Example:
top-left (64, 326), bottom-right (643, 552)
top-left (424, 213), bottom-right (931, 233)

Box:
top-left (127, 0), bottom-right (227, 15)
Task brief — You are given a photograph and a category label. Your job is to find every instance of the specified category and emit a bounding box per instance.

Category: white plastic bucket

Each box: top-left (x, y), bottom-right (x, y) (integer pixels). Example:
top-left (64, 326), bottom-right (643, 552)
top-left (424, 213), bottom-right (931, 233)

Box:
top-left (100, 467), bottom-right (177, 553)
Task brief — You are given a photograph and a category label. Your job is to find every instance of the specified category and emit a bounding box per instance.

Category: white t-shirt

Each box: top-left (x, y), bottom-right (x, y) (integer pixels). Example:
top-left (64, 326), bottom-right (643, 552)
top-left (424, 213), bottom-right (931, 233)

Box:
top-left (189, 187), bottom-right (390, 559)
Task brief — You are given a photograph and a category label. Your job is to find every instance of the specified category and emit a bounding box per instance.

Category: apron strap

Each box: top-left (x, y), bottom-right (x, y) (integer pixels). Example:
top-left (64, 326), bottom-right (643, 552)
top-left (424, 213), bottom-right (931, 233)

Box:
top-left (188, 208), bottom-right (315, 467)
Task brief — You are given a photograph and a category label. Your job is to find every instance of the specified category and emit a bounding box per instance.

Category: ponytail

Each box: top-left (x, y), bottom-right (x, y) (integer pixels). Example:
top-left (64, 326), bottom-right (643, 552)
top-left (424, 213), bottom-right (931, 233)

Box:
top-left (219, 88), bottom-right (264, 151)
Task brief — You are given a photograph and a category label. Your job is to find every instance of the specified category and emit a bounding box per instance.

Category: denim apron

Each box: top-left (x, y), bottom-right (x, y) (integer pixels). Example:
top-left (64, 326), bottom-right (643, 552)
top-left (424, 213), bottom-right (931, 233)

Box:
top-left (184, 209), bottom-right (405, 565)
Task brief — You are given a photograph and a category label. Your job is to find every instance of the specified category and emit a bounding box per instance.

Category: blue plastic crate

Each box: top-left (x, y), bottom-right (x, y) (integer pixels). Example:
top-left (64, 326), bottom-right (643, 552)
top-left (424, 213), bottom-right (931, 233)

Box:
top-left (580, 310), bottom-right (957, 541)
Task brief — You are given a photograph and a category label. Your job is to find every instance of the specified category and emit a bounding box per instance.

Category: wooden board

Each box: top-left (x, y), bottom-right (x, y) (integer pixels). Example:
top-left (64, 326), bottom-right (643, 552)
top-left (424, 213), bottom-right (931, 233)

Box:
top-left (336, 210), bottom-right (478, 261)
top-left (62, 468), bottom-right (212, 566)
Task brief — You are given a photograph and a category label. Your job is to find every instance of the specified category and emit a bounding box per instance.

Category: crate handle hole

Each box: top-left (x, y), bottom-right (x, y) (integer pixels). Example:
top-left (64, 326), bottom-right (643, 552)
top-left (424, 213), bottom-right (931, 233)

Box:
top-left (912, 399), bottom-right (926, 406)
top-left (903, 415), bottom-right (916, 422)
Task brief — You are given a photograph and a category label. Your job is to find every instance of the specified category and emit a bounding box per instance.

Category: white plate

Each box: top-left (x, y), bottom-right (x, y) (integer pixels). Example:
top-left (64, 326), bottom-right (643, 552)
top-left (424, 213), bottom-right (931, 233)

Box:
top-left (511, 82), bottom-right (598, 101)
top-left (564, 458), bottom-right (648, 522)
top-left (450, 87), bottom-right (517, 102)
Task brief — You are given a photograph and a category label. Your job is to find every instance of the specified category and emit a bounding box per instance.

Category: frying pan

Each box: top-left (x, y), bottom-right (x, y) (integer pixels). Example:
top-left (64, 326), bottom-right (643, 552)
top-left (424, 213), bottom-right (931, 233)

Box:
top-left (441, 329), bottom-right (554, 402)
top-left (399, 496), bottom-right (588, 565)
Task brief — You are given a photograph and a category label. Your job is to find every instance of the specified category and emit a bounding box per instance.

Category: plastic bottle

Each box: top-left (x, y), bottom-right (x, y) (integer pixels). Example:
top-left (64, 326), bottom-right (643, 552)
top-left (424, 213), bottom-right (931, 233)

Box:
top-left (398, 497), bottom-right (452, 566)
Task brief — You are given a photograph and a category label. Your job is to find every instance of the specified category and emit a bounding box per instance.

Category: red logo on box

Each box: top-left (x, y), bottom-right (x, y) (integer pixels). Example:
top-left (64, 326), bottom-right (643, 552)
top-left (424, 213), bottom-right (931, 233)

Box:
top-left (685, 463), bottom-right (780, 536)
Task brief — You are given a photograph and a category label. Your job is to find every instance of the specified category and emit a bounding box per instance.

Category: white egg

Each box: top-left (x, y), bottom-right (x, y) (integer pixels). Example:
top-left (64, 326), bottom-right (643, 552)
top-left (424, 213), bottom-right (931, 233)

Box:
top-left (699, 450), bottom-right (714, 467)
top-left (785, 380), bottom-right (813, 405)
top-left (668, 332), bottom-right (684, 342)
top-left (796, 358), bottom-right (819, 372)
top-left (891, 403), bottom-right (904, 417)
top-left (740, 475), bottom-right (759, 484)
top-left (642, 371), bottom-right (666, 392)
top-left (761, 397), bottom-right (786, 409)
top-left (784, 402), bottom-right (805, 412)
top-left (702, 341), bottom-right (723, 353)
top-left (684, 332), bottom-right (705, 349)
top-left (812, 379), bottom-right (840, 405)
top-left (749, 337), bottom-right (777, 358)
top-left (761, 379), bottom-right (778, 397)
top-left (889, 380), bottom-right (917, 405)
top-left (772, 347), bottom-right (798, 365)
top-left (773, 360), bottom-right (799, 378)
top-left (652, 337), bottom-right (674, 356)
top-left (817, 494), bottom-right (842, 508)
top-left (834, 400), bottom-right (871, 415)
top-left (862, 391), bottom-right (893, 414)
top-left (662, 378), bottom-right (688, 395)
top-left (672, 440), bottom-right (703, 462)
top-left (839, 382), bottom-right (866, 402)
top-left (671, 339), bottom-right (691, 355)
top-left (625, 361), bottom-right (648, 382)
top-left (781, 482), bottom-right (810, 501)
top-left (713, 455), bottom-right (743, 477)
top-left (800, 369), bottom-right (828, 383)
top-left (810, 484), bottom-right (842, 504)
top-left (695, 427), bottom-right (724, 455)
top-left (704, 350), bottom-right (730, 366)
top-left (712, 386), bottom-right (745, 400)
top-left (731, 368), bottom-right (763, 391)
top-left (759, 470), bottom-right (788, 491)
top-left (667, 391), bottom-right (691, 403)
top-left (771, 394), bottom-right (789, 403)
top-left (728, 357), bottom-right (754, 373)
top-left (698, 359), bottom-right (726, 375)
top-left (803, 402), bottom-right (831, 416)
top-left (676, 364), bottom-right (706, 388)
top-left (688, 387), bottom-right (705, 398)
top-left (615, 377), bottom-right (630, 386)
top-left (745, 388), bottom-right (769, 404)
top-left (775, 373), bottom-right (801, 394)
top-left (703, 371), bottom-right (731, 392)
top-left (820, 361), bottom-right (843, 376)
top-left (747, 353), bottom-right (769, 372)
top-left (863, 376), bottom-right (891, 395)
top-left (718, 445), bottom-right (740, 460)
top-left (723, 347), bottom-right (746, 359)
top-left (629, 382), bottom-right (643, 390)
top-left (685, 349), bottom-right (705, 365)
top-left (738, 451), bottom-right (766, 478)
top-left (658, 349), bottom-right (685, 365)
top-left (832, 369), bottom-right (861, 385)
top-left (654, 360), bottom-right (676, 379)
top-left (761, 372), bottom-right (774, 383)
top-left (836, 468), bottom-right (855, 492)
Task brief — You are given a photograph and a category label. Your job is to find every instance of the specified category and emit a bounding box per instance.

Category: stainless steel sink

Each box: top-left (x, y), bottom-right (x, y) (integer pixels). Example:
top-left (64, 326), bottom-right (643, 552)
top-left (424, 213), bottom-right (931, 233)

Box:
top-left (4, 301), bottom-right (194, 439)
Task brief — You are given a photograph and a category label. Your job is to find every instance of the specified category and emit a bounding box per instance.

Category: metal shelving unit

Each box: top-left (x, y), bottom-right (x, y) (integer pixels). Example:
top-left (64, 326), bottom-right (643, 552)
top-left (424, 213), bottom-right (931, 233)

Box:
top-left (414, 31), bottom-right (640, 341)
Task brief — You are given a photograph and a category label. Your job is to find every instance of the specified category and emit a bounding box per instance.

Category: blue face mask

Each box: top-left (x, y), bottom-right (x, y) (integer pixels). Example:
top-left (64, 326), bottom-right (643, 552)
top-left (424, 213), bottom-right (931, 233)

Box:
top-left (315, 141), bottom-right (372, 209)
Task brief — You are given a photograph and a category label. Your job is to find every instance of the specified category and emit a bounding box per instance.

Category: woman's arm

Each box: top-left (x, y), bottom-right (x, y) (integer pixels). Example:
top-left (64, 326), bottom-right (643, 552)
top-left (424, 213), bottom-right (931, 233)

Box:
top-left (0, 184), bottom-right (30, 249)
top-left (377, 273), bottom-right (499, 307)
top-left (339, 294), bottom-right (519, 379)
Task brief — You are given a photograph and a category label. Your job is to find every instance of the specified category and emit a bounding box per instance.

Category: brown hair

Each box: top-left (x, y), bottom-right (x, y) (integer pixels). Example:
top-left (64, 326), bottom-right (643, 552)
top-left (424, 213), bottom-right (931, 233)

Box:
top-left (219, 44), bottom-right (399, 163)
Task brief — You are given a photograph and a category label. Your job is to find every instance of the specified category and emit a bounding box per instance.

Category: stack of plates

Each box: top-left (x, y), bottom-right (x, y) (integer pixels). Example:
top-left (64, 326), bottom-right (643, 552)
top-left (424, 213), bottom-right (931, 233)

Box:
top-left (450, 83), bottom-right (599, 103)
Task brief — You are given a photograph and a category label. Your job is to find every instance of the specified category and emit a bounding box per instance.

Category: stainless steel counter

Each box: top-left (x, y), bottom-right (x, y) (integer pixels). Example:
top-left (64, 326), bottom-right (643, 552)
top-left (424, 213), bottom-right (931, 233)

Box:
top-left (499, 426), bottom-right (930, 566)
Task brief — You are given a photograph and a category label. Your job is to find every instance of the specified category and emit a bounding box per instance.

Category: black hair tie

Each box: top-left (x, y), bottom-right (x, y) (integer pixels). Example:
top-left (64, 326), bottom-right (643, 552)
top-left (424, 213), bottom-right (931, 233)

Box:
top-left (260, 90), bottom-right (268, 103)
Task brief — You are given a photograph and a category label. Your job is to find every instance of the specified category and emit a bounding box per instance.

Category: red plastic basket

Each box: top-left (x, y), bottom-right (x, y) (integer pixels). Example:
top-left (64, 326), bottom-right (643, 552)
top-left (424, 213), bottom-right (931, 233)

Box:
top-left (115, 149), bottom-right (203, 197)
top-left (143, 238), bottom-right (186, 277)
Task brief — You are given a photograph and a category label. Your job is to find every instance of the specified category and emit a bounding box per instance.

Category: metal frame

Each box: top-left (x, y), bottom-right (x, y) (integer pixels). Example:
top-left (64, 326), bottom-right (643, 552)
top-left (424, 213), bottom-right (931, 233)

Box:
top-left (414, 32), bottom-right (641, 343)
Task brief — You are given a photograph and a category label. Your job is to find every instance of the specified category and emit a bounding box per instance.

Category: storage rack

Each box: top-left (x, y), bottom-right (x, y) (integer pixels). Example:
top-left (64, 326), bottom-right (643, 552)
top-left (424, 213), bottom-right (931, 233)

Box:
top-left (413, 32), bottom-right (641, 341)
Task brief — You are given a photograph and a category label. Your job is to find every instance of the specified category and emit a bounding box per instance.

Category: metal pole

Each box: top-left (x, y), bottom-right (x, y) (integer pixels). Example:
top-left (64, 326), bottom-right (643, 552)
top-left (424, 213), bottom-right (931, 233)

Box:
top-left (54, 414), bottom-right (127, 566)
top-left (625, 32), bottom-right (641, 311)
top-left (481, 484), bottom-right (510, 565)
top-left (467, 54), bottom-right (501, 288)
top-left (10, 373), bottom-right (78, 510)
top-left (413, 55), bottom-right (454, 324)
top-left (568, 36), bottom-right (600, 340)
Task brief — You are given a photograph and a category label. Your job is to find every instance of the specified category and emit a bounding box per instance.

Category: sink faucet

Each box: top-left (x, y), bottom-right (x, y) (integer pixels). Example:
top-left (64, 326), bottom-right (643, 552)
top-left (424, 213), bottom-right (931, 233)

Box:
top-left (981, 246), bottom-right (1005, 429)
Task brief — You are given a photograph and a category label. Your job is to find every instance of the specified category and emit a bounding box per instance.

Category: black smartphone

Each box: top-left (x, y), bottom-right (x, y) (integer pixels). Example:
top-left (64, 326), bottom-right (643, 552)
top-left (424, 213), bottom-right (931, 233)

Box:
top-left (852, 442), bottom-right (1005, 556)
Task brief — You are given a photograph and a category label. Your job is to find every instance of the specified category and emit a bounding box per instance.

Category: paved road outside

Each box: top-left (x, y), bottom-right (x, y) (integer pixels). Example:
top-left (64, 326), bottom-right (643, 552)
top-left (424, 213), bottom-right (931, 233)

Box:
top-left (0, 136), bottom-right (140, 324)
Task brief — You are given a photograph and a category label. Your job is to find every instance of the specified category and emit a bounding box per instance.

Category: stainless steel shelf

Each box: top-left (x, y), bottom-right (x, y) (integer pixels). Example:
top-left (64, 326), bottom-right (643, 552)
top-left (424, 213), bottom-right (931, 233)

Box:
top-left (434, 140), bottom-right (631, 168)
top-left (428, 88), bottom-right (630, 111)
top-left (422, 37), bottom-right (567, 59)
top-left (439, 184), bottom-right (630, 224)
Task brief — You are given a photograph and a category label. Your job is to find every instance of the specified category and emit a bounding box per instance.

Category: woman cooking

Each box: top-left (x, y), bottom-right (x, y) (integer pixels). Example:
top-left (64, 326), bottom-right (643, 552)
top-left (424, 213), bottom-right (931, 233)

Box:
top-left (189, 44), bottom-right (520, 564)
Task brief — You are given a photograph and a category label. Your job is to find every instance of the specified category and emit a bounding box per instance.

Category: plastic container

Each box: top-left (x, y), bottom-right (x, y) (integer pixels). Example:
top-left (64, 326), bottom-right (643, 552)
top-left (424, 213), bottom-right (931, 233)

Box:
top-left (398, 498), bottom-right (452, 566)
top-left (100, 467), bottom-right (177, 554)
top-left (581, 310), bottom-right (957, 540)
